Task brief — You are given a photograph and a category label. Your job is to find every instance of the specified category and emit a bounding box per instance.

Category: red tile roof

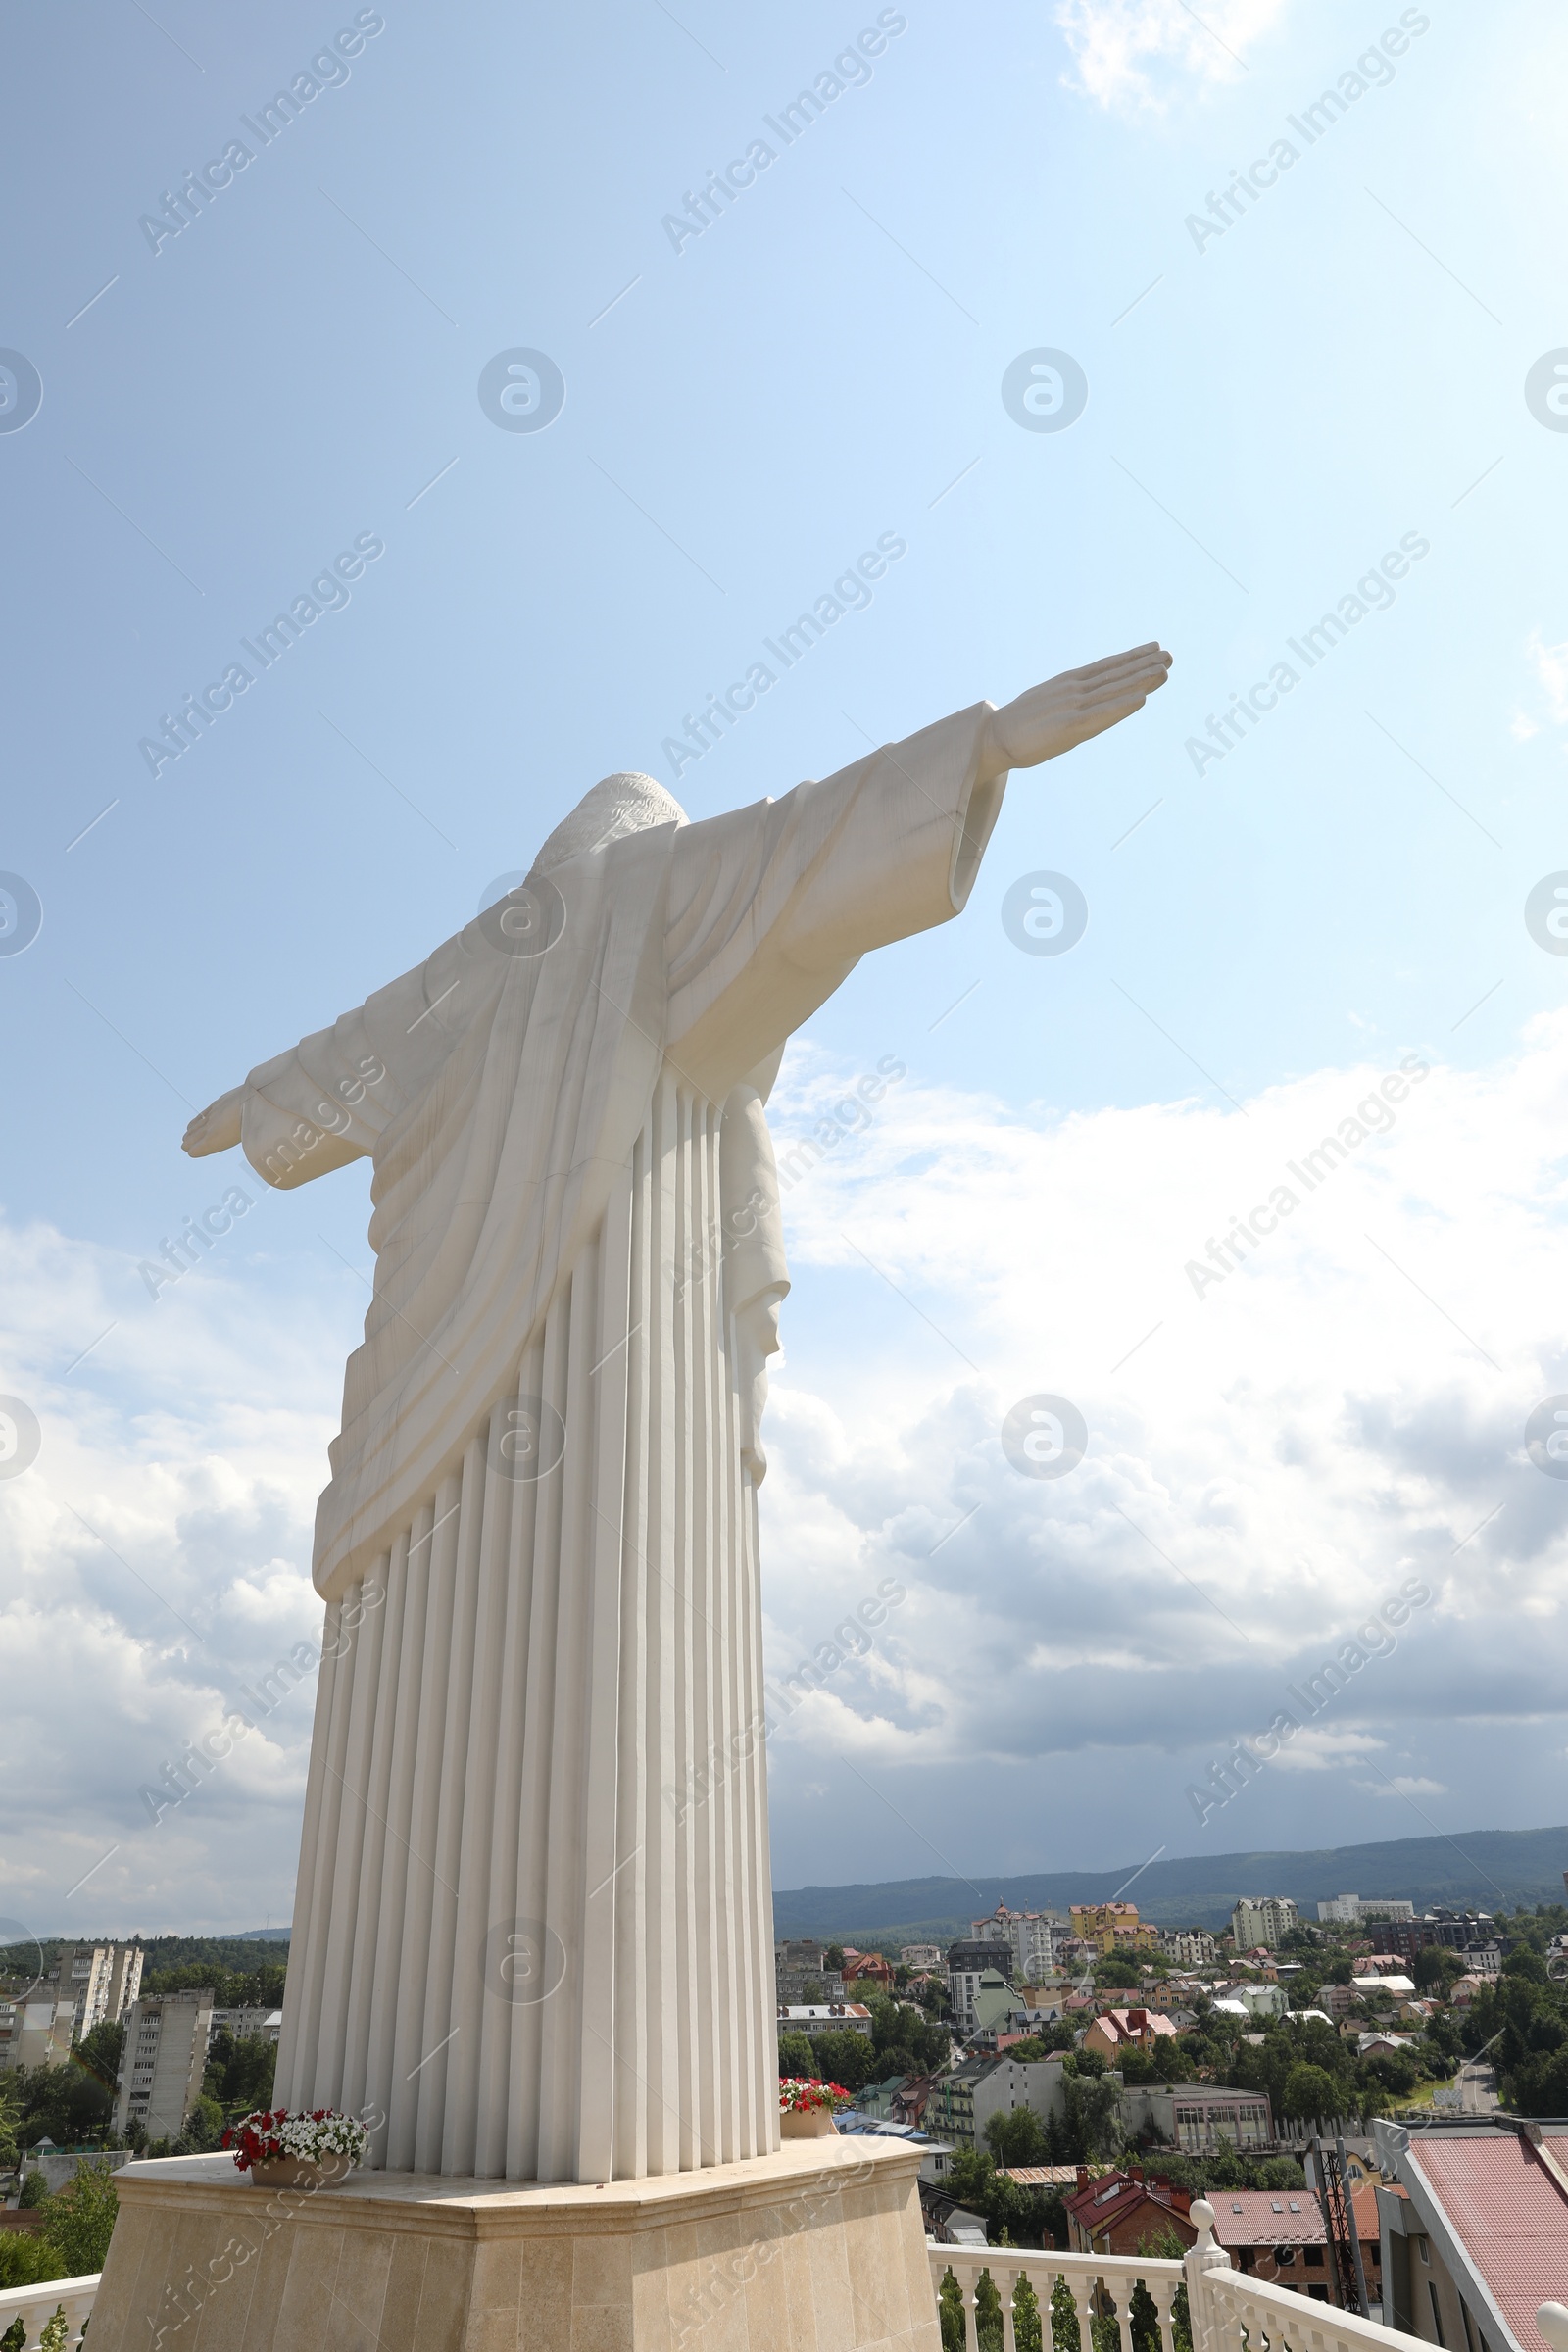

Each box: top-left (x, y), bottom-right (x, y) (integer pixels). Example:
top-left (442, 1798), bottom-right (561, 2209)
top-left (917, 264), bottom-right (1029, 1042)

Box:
top-left (1405, 2130), bottom-right (1568, 2352)
top-left (1207, 2191), bottom-right (1327, 2248)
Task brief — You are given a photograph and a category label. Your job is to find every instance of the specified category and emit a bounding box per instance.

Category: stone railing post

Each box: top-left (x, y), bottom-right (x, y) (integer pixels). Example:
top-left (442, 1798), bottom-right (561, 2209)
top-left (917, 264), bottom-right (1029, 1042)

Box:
top-left (1537, 2305), bottom-right (1568, 2352)
top-left (1146, 2273), bottom-right (1180, 2352)
top-left (1183, 2198), bottom-right (1234, 2352)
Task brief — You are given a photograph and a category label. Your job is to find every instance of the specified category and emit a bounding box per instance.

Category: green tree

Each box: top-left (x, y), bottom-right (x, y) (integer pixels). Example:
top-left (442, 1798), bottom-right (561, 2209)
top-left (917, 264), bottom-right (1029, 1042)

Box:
top-left (984, 2107), bottom-right (1052, 2166)
top-left (39, 2159), bottom-right (119, 2275)
top-left (204, 2029), bottom-right (277, 2117)
top-left (777, 2032), bottom-right (816, 2080)
top-left (805, 2029), bottom-right (877, 2093)
top-left (1065, 2075), bottom-right (1122, 2163)
top-left (1281, 2062), bottom-right (1339, 2120)
top-left (17, 2171), bottom-right (50, 2210)
top-left (176, 2095), bottom-right (226, 2154)
top-left (0, 2232), bottom-right (65, 2290)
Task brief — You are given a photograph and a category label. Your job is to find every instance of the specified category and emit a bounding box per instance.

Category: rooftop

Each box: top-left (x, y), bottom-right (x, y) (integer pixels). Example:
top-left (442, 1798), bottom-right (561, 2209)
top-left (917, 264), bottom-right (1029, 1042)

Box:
top-left (1207, 2191), bottom-right (1326, 2248)
top-left (1391, 2120), bottom-right (1568, 2352)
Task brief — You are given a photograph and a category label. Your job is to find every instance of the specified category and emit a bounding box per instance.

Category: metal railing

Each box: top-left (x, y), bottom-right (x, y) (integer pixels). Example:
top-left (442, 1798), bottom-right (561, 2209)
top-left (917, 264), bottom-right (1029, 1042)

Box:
top-left (0, 2272), bottom-right (99, 2350)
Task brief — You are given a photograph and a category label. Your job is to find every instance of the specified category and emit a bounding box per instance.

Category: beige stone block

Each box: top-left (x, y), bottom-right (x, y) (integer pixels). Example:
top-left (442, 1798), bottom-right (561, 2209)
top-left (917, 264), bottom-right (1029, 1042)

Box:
top-left (573, 2228), bottom-right (636, 2311)
top-left (376, 2235), bottom-right (433, 2352)
top-left (91, 2141), bottom-right (937, 2352)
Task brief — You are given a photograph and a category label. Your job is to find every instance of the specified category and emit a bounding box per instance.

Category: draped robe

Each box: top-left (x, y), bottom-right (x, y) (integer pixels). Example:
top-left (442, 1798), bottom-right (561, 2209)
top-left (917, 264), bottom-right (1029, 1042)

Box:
top-left (250, 707), bottom-right (1005, 2181)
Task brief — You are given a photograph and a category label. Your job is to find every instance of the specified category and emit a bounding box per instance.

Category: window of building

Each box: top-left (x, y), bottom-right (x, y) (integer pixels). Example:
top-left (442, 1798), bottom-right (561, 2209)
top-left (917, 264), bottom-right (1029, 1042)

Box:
top-left (1429, 2284), bottom-right (1446, 2345)
top-left (1305, 2249), bottom-right (1324, 2267)
top-left (1417, 2239), bottom-right (1431, 2265)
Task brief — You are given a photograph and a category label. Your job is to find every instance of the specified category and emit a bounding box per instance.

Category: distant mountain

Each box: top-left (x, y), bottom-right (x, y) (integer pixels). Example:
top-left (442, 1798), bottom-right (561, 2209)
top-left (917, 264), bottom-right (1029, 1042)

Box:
top-left (772, 1825), bottom-right (1568, 1940)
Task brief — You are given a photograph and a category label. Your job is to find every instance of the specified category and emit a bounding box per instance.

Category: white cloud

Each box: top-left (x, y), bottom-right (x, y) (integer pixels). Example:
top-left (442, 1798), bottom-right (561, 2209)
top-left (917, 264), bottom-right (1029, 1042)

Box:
top-left (1053, 0), bottom-right (1292, 110)
top-left (758, 1014), bottom-right (1568, 1807)
top-left (8, 1012), bottom-right (1568, 1922)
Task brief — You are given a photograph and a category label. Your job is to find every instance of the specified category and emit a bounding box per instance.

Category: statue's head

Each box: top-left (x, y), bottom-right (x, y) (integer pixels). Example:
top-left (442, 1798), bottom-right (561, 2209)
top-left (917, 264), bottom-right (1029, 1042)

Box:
top-left (534, 772), bottom-right (687, 874)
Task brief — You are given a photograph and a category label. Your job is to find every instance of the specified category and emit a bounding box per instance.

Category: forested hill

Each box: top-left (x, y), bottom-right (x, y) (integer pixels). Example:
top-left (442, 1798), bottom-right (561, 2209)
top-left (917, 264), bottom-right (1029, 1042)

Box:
top-left (773, 1825), bottom-right (1568, 1940)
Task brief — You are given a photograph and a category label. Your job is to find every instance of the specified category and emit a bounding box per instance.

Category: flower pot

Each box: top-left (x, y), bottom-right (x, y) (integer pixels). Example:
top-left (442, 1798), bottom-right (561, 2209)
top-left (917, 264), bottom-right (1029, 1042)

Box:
top-left (780, 2108), bottom-right (839, 2139)
top-left (249, 2150), bottom-right (356, 2190)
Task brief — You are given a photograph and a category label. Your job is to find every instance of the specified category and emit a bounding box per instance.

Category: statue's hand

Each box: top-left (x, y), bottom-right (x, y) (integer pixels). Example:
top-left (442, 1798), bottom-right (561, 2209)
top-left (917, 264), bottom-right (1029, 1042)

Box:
top-left (183, 1084), bottom-right (245, 1157)
top-left (982, 642), bottom-right (1172, 776)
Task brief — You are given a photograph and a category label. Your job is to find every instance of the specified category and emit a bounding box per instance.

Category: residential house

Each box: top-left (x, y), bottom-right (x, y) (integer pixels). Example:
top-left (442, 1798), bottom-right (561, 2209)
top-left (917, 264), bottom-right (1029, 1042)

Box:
top-left (841, 1949), bottom-right (895, 1990)
top-left (113, 1988), bottom-right (215, 2142)
top-left (1376, 2114), bottom-right (1568, 2352)
top-left (1064, 2166), bottom-right (1197, 2254)
top-left (901, 1945), bottom-right (945, 1971)
top-left (1083, 2008), bottom-right (1181, 2062)
top-left (1206, 2189), bottom-right (1335, 2300)
top-left (1231, 1896), bottom-right (1299, 1949)
top-left (1212, 1983), bottom-right (1287, 2021)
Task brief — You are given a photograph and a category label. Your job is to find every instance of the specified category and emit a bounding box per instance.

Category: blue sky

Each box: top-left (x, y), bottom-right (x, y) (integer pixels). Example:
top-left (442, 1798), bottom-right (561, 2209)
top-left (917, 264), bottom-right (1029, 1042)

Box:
top-left (3, 0), bottom-right (1567, 1933)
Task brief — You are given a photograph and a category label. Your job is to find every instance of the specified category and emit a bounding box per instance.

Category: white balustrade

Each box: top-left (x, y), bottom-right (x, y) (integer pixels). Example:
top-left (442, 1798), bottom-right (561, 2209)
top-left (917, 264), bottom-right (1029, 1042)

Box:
top-left (927, 2197), bottom-right (1446, 2352)
top-left (0, 2273), bottom-right (99, 2350)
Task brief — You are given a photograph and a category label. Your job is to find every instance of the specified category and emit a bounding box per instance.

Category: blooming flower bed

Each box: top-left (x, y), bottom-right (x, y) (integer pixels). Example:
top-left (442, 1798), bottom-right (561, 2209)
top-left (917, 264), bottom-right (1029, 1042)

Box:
top-left (222, 2109), bottom-right (369, 2173)
top-left (778, 2078), bottom-right (851, 2113)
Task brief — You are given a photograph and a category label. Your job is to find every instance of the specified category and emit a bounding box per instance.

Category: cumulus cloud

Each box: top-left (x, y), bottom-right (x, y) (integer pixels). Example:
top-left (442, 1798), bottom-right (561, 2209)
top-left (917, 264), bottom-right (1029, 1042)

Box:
top-left (1053, 0), bottom-right (1292, 110)
top-left (7, 1011), bottom-right (1568, 1922)
top-left (0, 1212), bottom-right (355, 1932)
top-left (757, 1016), bottom-right (1568, 1824)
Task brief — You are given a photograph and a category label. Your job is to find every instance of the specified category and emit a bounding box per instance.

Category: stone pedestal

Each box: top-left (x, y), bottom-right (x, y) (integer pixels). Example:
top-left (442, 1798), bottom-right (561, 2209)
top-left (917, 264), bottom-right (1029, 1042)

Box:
top-left (90, 2136), bottom-right (941, 2352)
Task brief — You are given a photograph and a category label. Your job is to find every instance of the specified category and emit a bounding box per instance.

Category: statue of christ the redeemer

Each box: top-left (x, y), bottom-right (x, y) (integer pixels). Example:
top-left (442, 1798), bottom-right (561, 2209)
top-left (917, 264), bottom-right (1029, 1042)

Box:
top-left (184, 645), bottom-right (1171, 2186)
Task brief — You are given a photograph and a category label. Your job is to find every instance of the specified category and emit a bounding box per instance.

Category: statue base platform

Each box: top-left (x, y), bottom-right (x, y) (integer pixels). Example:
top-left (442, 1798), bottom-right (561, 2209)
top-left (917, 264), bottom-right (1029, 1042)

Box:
top-left (91, 2136), bottom-right (941, 2352)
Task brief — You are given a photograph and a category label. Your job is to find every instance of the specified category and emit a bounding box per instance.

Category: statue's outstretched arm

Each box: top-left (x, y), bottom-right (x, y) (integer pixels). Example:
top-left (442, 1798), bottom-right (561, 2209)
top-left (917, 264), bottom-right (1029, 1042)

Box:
top-left (977, 642), bottom-right (1172, 780)
top-left (183, 1086), bottom-right (246, 1157)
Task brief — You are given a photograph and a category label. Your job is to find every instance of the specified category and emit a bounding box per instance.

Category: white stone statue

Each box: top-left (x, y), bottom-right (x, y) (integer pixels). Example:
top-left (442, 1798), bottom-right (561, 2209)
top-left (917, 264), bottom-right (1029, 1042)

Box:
top-left (184, 646), bottom-right (1171, 2184)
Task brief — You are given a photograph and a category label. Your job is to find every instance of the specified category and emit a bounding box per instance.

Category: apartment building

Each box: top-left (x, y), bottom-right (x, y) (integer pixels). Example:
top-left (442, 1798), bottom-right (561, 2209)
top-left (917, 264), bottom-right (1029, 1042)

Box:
top-left (1070, 1903), bottom-right (1159, 1954)
top-left (1316, 1895), bottom-right (1415, 1926)
top-left (1162, 1928), bottom-right (1219, 1968)
top-left (113, 1988), bottom-right (215, 2142)
top-left (1231, 1896), bottom-right (1299, 1949)
top-left (52, 1939), bottom-right (144, 2035)
top-left (970, 1904), bottom-right (1065, 1983)
top-left (0, 1998), bottom-right (75, 2073)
